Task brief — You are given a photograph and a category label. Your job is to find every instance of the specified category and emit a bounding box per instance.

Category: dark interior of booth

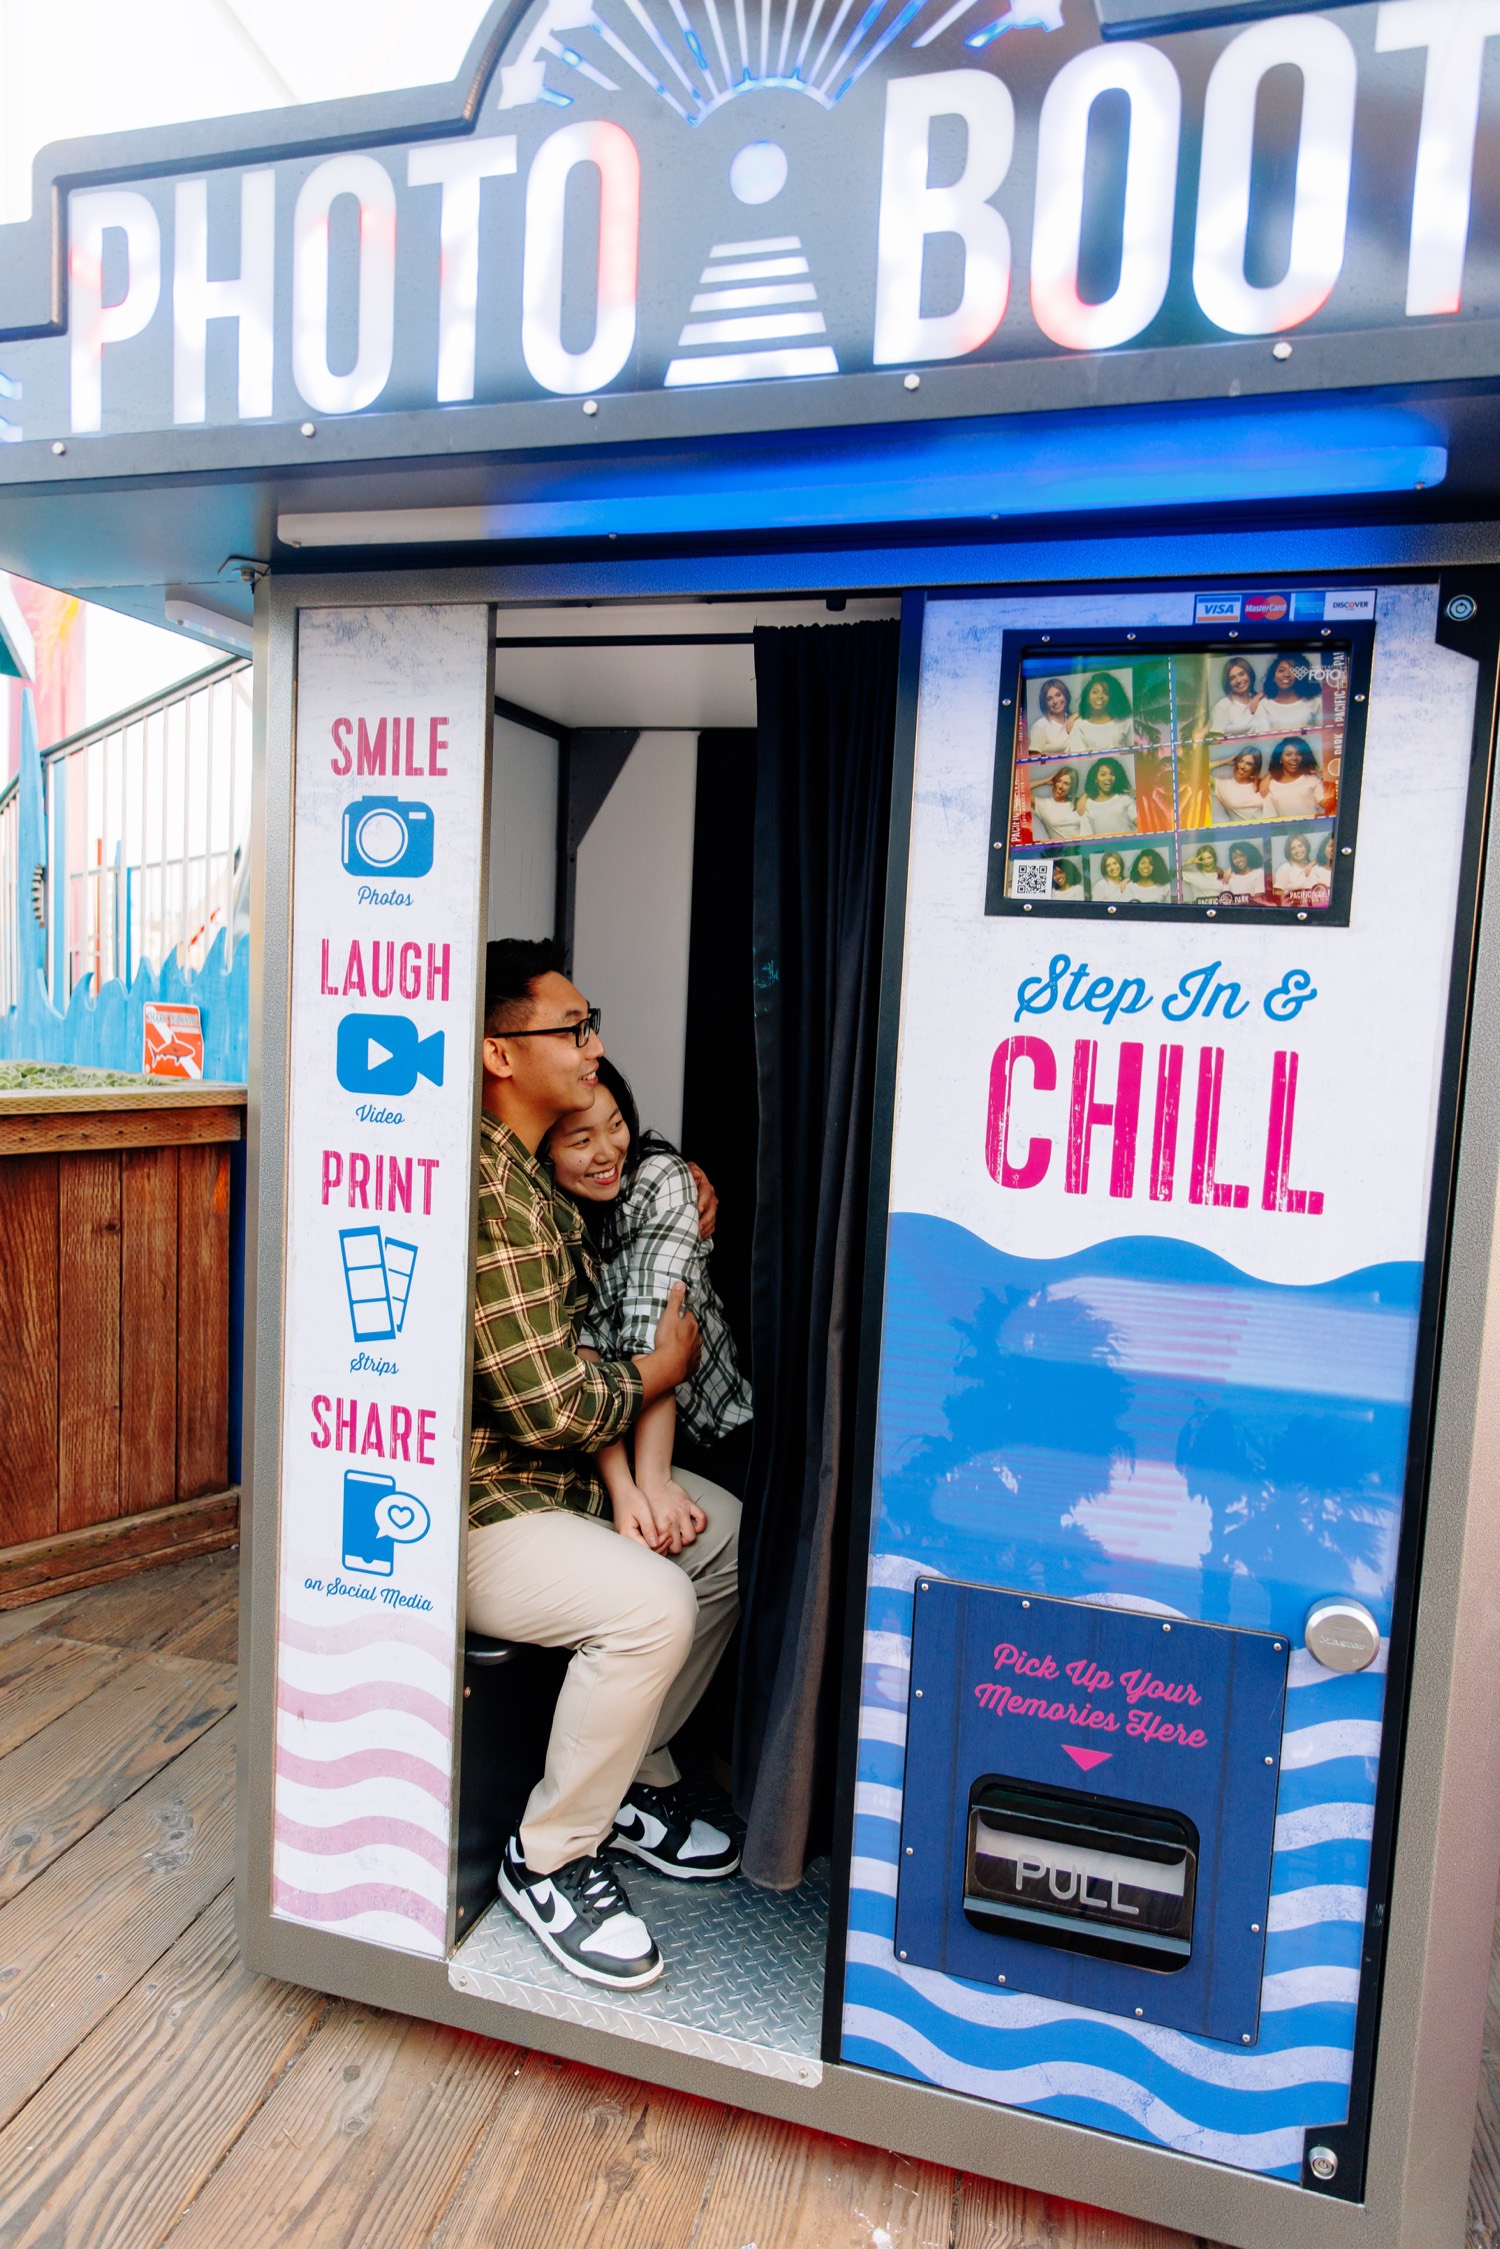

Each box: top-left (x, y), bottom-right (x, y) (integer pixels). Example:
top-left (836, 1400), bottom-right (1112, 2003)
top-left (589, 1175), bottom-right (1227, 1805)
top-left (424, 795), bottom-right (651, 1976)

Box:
top-left (451, 595), bottom-right (903, 2061)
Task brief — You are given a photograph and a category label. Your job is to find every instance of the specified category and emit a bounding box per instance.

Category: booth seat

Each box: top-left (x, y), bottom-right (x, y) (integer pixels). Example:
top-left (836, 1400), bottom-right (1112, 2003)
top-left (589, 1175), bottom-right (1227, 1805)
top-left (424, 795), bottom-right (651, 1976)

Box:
top-left (455, 1630), bottom-right (567, 1934)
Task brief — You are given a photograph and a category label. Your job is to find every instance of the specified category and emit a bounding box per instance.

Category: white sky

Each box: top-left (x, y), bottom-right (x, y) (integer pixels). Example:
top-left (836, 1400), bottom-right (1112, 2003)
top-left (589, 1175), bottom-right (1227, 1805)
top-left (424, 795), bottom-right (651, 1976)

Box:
top-left (0, 0), bottom-right (493, 719)
top-left (0, 0), bottom-right (493, 223)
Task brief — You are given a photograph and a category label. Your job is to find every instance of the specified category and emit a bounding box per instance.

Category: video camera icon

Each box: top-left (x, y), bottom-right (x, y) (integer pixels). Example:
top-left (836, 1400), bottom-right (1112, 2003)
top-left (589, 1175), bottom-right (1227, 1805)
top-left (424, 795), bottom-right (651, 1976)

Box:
top-left (336, 1013), bottom-right (445, 1097)
top-left (342, 797), bottom-right (433, 879)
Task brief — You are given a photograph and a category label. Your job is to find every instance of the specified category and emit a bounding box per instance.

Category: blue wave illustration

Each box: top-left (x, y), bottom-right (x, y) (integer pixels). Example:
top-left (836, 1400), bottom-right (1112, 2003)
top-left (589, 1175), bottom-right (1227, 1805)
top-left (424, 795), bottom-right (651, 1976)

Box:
top-left (843, 1215), bottom-right (1415, 2174)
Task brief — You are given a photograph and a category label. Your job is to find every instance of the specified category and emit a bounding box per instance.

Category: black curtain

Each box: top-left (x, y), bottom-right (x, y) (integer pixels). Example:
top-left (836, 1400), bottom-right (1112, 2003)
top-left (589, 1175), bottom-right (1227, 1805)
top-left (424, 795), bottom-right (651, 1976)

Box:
top-left (735, 620), bottom-right (901, 1890)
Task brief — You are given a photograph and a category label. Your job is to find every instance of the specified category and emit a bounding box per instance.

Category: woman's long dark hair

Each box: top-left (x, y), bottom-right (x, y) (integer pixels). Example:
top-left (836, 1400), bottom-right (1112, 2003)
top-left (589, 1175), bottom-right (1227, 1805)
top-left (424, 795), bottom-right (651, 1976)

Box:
top-left (1270, 735), bottom-right (1317, 779)
top-left (547, 1055), bottom-right (678, 1257)
top-left (1079, 671), bottom-right (1132, 721)
top-left (1085, 755), bottom-right (1131, 799)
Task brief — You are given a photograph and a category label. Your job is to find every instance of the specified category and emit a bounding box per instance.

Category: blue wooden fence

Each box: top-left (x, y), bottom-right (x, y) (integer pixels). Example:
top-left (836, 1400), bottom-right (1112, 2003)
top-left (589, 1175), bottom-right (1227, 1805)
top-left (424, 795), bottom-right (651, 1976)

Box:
top-left (0, 685), bottom-right (249, 1081)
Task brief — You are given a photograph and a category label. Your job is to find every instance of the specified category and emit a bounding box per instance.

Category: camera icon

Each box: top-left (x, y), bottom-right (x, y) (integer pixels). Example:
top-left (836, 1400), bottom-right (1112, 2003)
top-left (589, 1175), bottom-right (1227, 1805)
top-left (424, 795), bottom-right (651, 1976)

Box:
top-left (342, 797), bottom-right (434, 879)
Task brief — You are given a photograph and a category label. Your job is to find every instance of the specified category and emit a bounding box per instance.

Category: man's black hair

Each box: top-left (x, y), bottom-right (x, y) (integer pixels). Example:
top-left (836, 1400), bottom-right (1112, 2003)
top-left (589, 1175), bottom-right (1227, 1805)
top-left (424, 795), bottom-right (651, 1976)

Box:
top-left (484, 937), bottom-right (564, 1034)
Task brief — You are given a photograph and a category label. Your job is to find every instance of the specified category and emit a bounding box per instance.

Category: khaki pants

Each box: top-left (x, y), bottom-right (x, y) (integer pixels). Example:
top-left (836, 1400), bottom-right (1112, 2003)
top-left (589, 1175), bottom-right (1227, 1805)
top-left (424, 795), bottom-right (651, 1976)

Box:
top-left (465, 1469), bottom-right (740, 1875)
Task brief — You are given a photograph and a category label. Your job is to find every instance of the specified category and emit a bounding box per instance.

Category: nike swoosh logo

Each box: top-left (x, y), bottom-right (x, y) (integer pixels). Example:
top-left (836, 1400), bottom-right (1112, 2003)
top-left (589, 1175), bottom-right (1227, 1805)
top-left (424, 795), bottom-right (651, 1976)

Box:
top-left (528, 1883), bottom-right (563, 1928)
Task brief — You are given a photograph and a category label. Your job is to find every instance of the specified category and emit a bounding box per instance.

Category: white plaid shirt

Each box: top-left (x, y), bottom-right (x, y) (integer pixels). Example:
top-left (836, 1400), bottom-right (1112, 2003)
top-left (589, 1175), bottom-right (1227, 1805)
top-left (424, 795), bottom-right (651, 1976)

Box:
top-left (581, 1149), bottom-right (753, 1445)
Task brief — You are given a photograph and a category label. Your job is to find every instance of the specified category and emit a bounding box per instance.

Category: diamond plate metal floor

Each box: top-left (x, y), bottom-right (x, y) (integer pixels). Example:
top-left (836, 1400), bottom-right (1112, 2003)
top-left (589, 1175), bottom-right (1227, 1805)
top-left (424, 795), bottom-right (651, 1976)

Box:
top-left (449, 1858), bottom-right (830, 2085)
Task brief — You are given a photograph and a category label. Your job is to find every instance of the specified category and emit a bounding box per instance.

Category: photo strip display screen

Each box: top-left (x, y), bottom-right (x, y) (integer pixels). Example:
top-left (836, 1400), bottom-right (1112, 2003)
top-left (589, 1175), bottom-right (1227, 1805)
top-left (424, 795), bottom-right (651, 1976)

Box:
top-left (987, 637), bottom-right (1367, 923)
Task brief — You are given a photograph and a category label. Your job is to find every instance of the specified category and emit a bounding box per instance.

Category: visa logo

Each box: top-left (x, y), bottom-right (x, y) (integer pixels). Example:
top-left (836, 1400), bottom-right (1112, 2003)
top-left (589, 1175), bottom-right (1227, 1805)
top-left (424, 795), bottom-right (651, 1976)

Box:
top-left (1194, 595), bottom-right (1242, 622)
top-left (1324, 589), bottom-right (1377, 619)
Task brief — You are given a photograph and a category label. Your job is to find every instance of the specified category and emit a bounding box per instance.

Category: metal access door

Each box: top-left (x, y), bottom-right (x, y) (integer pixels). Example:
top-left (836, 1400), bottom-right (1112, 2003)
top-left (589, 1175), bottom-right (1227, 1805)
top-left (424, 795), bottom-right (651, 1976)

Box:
top-left (829, 571), bottom-right (1500, 2245)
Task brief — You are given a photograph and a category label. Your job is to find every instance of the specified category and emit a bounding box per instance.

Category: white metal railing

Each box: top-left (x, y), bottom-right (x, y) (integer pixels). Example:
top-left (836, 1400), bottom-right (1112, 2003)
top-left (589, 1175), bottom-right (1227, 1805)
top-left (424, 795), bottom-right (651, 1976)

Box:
top-left (0, 774), bottom-right (16, 1013)
top-left (43, 657), bottom-right (252, 1003)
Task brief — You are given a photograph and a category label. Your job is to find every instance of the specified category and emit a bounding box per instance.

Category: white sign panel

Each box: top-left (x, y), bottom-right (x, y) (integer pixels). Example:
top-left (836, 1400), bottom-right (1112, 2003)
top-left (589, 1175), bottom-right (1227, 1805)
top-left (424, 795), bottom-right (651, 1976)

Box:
top-left (272, 604), bottom-right (488, 1958)
top-left (844, 582), bottom-right (1479, 2168)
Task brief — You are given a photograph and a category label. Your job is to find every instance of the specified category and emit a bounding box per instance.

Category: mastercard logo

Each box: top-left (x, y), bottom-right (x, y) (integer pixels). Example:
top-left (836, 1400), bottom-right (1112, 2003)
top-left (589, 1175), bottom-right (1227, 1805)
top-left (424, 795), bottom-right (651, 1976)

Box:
top-left (1244, 593), bottom-right (1290, 622)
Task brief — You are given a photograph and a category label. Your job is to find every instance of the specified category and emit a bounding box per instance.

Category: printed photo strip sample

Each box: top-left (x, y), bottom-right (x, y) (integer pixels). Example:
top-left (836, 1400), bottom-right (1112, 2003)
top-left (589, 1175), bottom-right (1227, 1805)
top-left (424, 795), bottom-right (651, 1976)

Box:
top-left (1005, 646), bottom-right (1349, 911)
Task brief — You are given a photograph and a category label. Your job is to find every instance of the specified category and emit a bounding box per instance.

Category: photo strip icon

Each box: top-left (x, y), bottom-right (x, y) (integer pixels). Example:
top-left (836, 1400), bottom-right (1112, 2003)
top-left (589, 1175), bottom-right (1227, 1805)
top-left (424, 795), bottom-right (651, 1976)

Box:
top-left (339, 1226), bottom-right (418, 1344)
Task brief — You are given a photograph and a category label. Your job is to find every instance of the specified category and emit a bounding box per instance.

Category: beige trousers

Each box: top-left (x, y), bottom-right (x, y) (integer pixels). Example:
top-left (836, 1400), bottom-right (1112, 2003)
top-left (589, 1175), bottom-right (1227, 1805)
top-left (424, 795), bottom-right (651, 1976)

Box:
top-left (465, 1469), bottom-right (741, 1875)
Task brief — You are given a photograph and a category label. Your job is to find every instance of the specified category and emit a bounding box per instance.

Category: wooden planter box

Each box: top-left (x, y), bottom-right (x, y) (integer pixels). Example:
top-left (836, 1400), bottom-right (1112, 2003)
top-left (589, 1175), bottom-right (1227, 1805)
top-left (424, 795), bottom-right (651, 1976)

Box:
top-left (0, 1084), bottom-right (245, 1607)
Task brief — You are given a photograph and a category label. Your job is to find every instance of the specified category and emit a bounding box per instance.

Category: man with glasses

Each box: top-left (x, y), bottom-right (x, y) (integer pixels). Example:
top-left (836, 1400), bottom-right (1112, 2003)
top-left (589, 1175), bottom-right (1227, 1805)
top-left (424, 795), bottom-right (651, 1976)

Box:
top-left (465, 938), bottom-right (741, 1991)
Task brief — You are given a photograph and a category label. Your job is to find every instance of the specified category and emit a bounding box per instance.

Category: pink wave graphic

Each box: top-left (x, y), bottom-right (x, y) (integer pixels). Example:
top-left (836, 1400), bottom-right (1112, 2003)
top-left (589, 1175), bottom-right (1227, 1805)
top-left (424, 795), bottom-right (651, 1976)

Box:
top-left (273, 1876), bottom-right (446, 1944)
top-left (274, 1809), bottom-right (448, 1872)
top-left (274, 1744), bottom-right (450, 1802)
top-left (276, 1678), bottom-right (454, 1732)
top-left (278, 1611), bottom-right (455, 1665)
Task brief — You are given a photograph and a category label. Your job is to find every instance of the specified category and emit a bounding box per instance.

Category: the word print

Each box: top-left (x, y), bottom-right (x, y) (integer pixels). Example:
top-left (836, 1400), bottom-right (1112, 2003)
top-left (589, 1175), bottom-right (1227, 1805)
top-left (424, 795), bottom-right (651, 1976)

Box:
top-left (321, 1148), bottom-right (440, 1214)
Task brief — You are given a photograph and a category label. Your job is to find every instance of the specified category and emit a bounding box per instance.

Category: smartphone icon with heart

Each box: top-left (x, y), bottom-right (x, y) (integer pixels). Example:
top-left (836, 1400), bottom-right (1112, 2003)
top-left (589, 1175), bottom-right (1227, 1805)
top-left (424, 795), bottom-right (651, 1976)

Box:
top-left (341, 1469), bottom-right (431, 1576)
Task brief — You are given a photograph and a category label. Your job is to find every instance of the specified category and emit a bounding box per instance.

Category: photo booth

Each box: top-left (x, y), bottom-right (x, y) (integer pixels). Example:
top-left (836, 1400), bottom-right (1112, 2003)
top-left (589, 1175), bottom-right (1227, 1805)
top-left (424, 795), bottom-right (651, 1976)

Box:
top-left (2, 5), bottom-right (1500, 2245)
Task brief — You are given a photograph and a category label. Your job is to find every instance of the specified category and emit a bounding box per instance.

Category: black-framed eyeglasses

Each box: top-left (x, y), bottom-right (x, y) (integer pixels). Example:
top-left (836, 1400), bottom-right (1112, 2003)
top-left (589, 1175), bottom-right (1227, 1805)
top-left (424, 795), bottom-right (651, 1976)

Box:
top-left (499, 1006), bottom-right (602, 1049)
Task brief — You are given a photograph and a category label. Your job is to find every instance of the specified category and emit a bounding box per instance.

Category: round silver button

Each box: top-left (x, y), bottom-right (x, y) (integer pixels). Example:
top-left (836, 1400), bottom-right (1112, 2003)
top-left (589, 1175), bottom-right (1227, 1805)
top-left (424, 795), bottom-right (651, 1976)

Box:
top-left (1304, 1597), bottom-right (1381, 1674)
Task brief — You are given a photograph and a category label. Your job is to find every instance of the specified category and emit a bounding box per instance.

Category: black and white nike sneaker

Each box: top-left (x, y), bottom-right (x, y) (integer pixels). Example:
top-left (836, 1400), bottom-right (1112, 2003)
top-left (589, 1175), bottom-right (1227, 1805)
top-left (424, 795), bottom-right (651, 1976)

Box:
top-left (498, 1832), bottom-right (663, 1988)
top-left (611, 1781), bottom-right (741, 1880)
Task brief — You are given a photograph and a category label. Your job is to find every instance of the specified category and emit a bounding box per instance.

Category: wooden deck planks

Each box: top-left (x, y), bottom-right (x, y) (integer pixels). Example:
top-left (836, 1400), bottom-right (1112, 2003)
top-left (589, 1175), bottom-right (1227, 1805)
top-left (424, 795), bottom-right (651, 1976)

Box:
top-left (0, 1552), bottom-right (1494, 2249)
top-left (0, 1717), bottom-right (237, 2131)
top-left (0, 1594), bottom-right (73, 1650)
top-left (161, 2006), bottom-right (524, 2249)
top-left (0, 1632), bottom-right (124, 1757)
top-left (162, 1584), bottom-right (242, 1665)
top-left (952, 2185), bottom-right (1208, 2249)
top-left (692, 2110), bottom-right (958, 2249)
top-left (0, 1890), bottom-right (329, 2249)
top-left (428, 2052), bottom-right (732, 2249)
top-left (0, 1650), bottom-right (234, 1905)
top-left (32, 1549), bottom-right (239, 1655)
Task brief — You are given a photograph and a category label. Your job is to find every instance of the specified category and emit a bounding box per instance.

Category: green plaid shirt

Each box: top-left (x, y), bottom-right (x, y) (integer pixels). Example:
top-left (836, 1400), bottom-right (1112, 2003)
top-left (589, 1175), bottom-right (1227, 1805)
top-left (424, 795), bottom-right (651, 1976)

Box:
top-left (469, 1114), bottom-right (642, 1529)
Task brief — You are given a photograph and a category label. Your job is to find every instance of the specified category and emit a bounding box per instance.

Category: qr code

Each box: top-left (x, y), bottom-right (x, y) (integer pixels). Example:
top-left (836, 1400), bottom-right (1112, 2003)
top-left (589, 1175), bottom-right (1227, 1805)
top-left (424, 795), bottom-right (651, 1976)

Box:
top-left (1009, 859), bottom-right (1054, 899)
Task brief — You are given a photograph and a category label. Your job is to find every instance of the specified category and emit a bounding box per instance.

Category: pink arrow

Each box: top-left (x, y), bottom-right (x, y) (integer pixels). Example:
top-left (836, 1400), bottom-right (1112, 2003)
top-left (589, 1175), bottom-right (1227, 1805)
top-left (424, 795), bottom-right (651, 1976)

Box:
top-left (1062, 1744), bottom-right (1113, 1773)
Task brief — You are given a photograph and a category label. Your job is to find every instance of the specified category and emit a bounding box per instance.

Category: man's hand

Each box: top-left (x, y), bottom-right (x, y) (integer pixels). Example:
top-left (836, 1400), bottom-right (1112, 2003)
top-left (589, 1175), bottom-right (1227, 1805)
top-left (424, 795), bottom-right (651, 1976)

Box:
top-left (633, 1281), bottom-right (702, 1404)
top-left (687, 1161), bottom-right (718, 1241)
top-left (652, 1280), bottom-right (702, 1382)
top-left (638, 1476), bottom-right (707, 1554)
top-left (611, 1484), bottom-right (662, 1549)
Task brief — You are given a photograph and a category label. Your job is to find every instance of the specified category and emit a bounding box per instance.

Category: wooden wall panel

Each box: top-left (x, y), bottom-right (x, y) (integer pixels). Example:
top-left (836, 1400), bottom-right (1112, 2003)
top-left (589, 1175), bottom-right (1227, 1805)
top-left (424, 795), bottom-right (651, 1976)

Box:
top-left (120, 1148), bottom-right (180, 1514)
top-left (0, 1157), bottom-right (60, 1547)
top-left (57, 1153), bottom-right (122, 1533)
top-left (176, 1147), bottom-right (230, 1500)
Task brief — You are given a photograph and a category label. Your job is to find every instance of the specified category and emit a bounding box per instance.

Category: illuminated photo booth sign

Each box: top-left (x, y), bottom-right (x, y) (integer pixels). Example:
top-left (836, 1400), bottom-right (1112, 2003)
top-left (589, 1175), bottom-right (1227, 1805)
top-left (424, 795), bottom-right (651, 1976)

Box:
top-left (0, 0), bottom-right (1494, 457)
